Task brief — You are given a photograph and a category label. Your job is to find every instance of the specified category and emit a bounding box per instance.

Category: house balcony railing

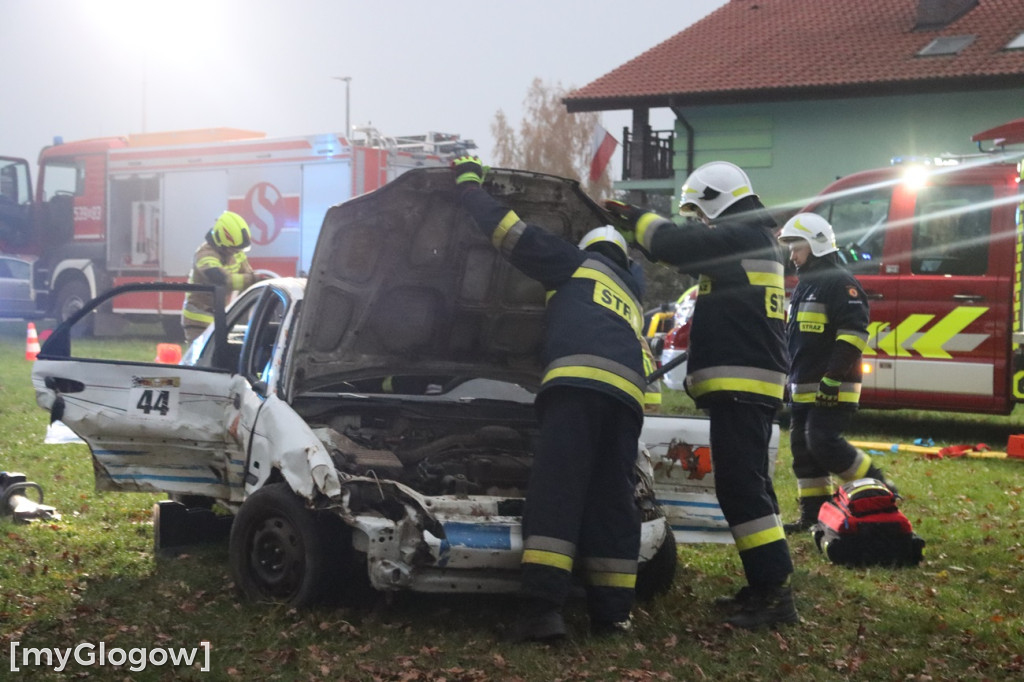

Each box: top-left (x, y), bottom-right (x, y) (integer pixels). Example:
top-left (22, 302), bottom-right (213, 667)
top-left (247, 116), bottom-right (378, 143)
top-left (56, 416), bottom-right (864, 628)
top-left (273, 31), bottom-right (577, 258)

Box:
top-left (621, 127), bottom-right (674, 181)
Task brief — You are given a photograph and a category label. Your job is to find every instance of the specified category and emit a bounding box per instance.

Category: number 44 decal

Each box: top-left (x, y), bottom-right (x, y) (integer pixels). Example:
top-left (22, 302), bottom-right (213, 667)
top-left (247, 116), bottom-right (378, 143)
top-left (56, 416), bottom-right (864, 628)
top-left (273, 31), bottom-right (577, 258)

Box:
top-left (128, 377), bottom-right (180, 419)
top-left (136, 389), bottom-right (171, 415)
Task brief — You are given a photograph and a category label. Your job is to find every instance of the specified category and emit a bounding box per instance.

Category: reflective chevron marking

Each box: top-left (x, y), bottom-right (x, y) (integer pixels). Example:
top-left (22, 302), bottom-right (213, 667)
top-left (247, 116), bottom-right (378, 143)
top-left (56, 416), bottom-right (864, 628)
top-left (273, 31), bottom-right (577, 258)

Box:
top-left (865, 307), bottom-right (990, 359)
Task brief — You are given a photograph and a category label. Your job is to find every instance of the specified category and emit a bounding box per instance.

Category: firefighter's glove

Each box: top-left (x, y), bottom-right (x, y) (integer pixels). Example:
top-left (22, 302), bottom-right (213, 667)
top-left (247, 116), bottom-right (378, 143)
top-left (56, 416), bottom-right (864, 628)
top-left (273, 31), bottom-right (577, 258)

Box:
top-left (452, 156), bottom-right (488, 186)
top-left (603, 200), bottom-right (645, 244)
top-left (815, 376), bottom-right (841, 407)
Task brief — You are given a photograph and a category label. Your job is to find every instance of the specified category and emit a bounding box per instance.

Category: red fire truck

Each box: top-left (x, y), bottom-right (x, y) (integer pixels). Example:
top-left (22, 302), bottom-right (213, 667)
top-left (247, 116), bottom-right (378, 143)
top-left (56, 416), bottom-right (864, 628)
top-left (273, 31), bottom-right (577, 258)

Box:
top-left (0, 127), bottom-right (470, 333)
top-left (656, 118), bottom-right (1024, 415)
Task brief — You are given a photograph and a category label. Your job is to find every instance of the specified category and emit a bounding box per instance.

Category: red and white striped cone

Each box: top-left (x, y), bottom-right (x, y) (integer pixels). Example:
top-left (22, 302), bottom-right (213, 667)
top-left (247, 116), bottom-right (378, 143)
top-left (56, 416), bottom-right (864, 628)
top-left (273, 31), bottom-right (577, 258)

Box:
top-left (26, 322), bottom-right (41, 361)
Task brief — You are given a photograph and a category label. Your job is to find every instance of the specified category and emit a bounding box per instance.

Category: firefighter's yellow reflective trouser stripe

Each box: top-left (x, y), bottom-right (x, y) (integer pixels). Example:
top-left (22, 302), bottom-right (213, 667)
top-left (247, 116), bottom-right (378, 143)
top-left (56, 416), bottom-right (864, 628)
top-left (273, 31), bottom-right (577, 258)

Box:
top-left (791, 381), bottom-right (862, 404)
top-left (543, 354), bottom-right (646, 409)
top-left (581, 557), bottom-right (638, 589)
top-left (687, 365), bottom-right (786, 401)
top-left (522, 536), bottom-right (575, 572)
top-left (491, 211), bottom-right (527, 253)
top-left (838, 448), bottom-right (872, 482)
top-left (732, 514), bottom-right (786, 552)
top-left (796, 476), bottom-right (834, 498)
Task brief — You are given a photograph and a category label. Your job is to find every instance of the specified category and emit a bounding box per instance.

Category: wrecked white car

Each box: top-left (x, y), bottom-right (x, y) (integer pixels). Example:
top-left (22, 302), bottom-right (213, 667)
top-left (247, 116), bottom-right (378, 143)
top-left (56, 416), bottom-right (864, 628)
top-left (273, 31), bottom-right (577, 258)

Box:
top-left (32, 168), bottom-right (777, 607)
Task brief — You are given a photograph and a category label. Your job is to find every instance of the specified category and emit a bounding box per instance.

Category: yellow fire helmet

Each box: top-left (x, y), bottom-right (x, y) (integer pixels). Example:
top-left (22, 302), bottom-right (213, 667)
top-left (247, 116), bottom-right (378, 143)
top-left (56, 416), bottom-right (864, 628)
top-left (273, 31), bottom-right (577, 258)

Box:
top-left (211, 211), bottom-right (252, 250)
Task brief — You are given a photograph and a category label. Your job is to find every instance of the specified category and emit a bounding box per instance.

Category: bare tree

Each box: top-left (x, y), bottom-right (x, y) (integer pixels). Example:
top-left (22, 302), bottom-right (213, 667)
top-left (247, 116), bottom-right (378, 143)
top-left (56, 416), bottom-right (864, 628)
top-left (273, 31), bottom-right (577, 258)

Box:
top-left (491, 78), bottom-right (613, 198)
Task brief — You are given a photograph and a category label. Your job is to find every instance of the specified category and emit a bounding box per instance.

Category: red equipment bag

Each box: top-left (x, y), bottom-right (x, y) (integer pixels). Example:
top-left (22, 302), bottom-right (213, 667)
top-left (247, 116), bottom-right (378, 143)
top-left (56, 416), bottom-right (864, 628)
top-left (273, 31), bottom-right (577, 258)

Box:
top-left (813, 478), bottom-right (925, 567)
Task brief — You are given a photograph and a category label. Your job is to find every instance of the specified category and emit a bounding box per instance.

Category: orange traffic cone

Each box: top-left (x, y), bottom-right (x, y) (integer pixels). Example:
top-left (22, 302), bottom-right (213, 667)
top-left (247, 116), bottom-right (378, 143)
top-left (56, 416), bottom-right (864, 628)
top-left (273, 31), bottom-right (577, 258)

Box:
top-left (26, 322), bottom-right (41, 361)
top-left (154, 343), bottom-right (182, 364)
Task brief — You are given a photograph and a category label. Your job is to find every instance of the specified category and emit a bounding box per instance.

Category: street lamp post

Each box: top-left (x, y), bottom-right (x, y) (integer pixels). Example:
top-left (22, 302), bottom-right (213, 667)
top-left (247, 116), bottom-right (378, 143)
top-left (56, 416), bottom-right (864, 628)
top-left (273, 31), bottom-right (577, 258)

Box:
top-left (333, 76), bottom-right (351, 142)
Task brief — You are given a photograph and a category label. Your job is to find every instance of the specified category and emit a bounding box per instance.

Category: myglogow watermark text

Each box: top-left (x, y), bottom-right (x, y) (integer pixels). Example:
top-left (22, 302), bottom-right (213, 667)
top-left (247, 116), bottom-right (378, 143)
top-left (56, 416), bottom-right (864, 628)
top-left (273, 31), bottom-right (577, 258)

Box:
top-left (8, 640), bottom-right (211, 673)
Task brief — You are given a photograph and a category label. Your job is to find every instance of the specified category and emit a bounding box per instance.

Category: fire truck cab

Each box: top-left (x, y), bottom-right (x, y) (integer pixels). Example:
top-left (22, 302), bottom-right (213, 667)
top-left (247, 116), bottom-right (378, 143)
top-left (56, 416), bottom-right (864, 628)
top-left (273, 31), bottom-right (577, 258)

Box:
top-left (0, 128), bottom-right (470, 332)
top-left (657, 118), bottom-right (1024, 415)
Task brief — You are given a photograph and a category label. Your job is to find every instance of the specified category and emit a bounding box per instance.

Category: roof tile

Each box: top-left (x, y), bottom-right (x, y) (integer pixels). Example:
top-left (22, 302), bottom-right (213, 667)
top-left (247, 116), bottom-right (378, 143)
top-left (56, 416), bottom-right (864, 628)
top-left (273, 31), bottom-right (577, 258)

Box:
top-left (567, 0), bottom-right (1024, 107)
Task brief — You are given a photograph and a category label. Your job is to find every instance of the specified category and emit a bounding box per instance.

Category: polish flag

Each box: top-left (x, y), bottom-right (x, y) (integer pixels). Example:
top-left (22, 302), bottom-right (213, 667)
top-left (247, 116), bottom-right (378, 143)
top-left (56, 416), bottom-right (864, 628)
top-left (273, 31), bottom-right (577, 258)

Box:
top-left (588, 124), bottom-right (618, 182)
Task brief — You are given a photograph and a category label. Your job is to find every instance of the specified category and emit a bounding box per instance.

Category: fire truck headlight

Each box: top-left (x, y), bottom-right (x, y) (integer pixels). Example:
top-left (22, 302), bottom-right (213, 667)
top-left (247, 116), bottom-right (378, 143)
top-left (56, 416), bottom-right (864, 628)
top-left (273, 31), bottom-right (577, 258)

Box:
top-left (901, 165), bottom-right (929, 190)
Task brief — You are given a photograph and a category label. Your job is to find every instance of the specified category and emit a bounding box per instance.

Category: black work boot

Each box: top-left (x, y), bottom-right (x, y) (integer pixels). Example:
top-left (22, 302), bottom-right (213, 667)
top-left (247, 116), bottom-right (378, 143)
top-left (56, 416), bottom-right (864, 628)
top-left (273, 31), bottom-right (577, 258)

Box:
top-left (783, 495), bottom-right (830, 534)
top-left (590, 615), bottom-right (633, 637)
top-left (713, 585), bottom-right (753, 611)
top-left (724, 585), bottom-right (799, 630)
top-left (506, 599), bottom-right (567, 644)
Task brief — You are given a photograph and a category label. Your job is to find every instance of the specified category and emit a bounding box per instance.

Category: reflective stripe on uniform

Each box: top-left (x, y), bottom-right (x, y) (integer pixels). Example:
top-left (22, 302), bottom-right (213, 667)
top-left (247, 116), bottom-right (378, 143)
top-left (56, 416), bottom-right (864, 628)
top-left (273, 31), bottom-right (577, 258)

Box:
top-left (836, 328), bottom-right (869, 352)
top-left (573, 259), bottom-right (644, 334)
top-left (543, 354), bottom-right (646, 407)
top-left (635, 212), bottom-right (664, 251)
top-left (838, 448), bottom-right (872, 482)
top-left (581, 557), bottom-right (638, 588)
top-left (796, 302), bottom-right (828, 333)
top-left (491, 210), bottom-right (526, 253)
top-left (741, 259), bottom-right (785, 288)
top-left (522, 535), bottom-right (575, 572)
top-left (732, 514), bottom-right (786, 552)
top-left (791, 381), bottom-right (862, 404)
top-left (687, 365), bottom-right (786, 400)
top-left (196, 255), bottom-right (222, 270)
top-left (182, 306), bottom-right (214, 325)
top-left (796, 476), bottom-right (834, 498)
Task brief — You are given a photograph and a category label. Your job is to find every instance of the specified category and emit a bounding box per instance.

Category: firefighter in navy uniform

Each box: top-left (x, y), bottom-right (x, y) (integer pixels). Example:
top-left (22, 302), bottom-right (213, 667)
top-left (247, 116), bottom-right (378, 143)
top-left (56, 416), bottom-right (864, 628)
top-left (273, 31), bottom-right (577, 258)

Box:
top-left (181, 211), bottom-right (267, 345)
top-left (778, 213), bottom-right (893, 531)
top-left (451, 156), bottom-right (649, 643)
top-left (606, 161), bottom-right (797, 629)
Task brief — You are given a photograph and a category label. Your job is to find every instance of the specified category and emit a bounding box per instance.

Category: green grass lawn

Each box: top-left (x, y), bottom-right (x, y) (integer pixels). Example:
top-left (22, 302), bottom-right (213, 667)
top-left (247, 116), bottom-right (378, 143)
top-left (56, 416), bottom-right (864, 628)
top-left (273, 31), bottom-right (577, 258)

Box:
top-left (1, 322), bottom-right (1023, 681)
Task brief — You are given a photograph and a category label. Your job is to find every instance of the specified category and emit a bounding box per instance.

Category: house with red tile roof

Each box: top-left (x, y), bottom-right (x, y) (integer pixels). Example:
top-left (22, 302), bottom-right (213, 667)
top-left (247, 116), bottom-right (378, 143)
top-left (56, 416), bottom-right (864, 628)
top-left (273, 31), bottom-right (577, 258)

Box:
top-left (566, 0), bottom-right (1024, 212)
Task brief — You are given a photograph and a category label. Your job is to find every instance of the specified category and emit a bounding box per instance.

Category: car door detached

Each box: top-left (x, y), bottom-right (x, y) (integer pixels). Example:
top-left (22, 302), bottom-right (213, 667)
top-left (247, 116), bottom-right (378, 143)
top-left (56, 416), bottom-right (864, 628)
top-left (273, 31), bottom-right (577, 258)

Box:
top-left (32, 284), bottom-right (246, 500)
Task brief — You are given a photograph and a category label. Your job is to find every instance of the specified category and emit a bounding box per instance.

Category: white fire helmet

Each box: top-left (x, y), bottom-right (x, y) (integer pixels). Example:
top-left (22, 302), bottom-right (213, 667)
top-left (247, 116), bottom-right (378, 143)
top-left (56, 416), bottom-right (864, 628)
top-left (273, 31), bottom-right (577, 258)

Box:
top-left (779, 212), bottom-right (839, 257)
top-left (578, 225), bottom-right (628, 260)
top-left (678, 161), bottom-right (756, 220)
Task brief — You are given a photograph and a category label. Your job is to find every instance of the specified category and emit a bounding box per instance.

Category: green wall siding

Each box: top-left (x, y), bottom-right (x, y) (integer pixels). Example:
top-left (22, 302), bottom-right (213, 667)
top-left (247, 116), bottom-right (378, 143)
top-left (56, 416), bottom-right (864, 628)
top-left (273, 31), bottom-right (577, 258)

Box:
top-left (662, 89), bottom-right (1023, 213)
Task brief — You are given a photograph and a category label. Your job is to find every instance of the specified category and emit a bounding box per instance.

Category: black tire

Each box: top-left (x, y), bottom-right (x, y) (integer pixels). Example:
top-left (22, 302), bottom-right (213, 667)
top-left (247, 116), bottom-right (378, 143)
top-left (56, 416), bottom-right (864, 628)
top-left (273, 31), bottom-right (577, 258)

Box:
top-left (169, 493), bottom-right (214, 510)
top-left (635, 522), bottom-right (677, 602)
top-left (229, 483), bottom-right (332, 607)
top-left (55, 278), bottom-right (93, 337)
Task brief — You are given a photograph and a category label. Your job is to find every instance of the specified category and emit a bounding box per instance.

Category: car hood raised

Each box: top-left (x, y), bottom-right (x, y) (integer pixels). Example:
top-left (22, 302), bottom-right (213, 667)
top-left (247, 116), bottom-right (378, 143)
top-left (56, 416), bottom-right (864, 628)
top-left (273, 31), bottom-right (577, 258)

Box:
top-left (290, 167), bottom-right (610, 395)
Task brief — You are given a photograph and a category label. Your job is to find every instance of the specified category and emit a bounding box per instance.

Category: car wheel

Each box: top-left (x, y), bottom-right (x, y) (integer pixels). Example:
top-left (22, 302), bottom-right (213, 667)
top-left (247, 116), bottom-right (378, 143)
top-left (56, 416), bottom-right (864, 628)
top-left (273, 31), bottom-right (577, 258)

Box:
top-left (229, 483), bottom-right (331, 607)
top-left (635, 522), bottom-right (677, 602)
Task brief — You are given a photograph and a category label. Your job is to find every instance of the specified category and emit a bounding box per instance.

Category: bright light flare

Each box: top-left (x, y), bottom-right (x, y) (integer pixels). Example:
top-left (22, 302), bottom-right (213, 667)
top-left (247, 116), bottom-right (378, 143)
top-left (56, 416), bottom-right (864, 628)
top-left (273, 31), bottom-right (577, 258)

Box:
top-left (901, 164), bottom-right (930, 190)
top-left (85, 0), bottom-right (224, 67)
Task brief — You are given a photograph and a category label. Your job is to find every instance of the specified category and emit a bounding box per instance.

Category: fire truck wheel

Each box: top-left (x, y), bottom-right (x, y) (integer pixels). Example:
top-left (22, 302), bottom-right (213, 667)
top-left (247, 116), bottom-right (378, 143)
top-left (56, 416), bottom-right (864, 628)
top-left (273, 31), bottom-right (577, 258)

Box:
top-left (55, 279), bottom-right (94, 337)
top-left (229, 483), bottom-right (333, 608)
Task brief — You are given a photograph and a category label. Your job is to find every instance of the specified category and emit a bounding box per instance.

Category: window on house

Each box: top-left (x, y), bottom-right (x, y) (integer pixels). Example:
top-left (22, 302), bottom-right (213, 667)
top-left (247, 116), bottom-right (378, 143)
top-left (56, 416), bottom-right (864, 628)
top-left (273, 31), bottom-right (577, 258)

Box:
top-left (1006, 32), bottom-right (1024, 50)
top-left (917, 35), bottom-right (976, 56)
